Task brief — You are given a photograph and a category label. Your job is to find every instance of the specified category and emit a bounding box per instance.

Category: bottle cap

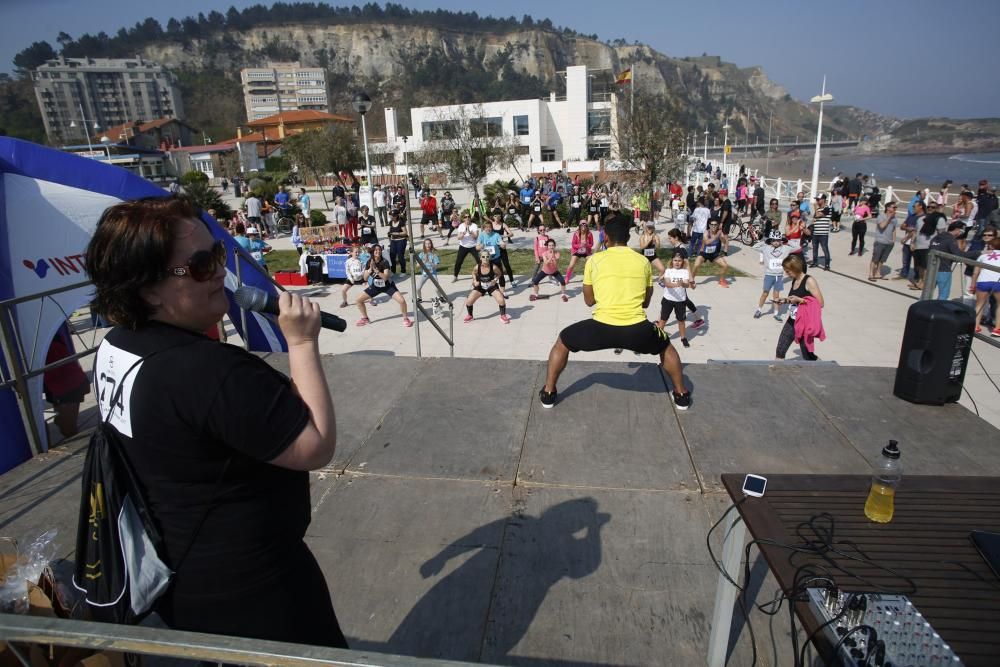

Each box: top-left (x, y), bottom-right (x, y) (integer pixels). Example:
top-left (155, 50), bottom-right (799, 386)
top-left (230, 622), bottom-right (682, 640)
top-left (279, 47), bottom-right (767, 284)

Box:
top-left (883, 439), bottom-right (900, 459)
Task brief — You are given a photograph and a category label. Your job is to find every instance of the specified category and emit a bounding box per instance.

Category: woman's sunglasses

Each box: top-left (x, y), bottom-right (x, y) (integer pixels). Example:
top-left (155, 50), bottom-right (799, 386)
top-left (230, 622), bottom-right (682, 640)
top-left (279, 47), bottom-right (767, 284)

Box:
top-left (166, 240), bottom-right (227, 281)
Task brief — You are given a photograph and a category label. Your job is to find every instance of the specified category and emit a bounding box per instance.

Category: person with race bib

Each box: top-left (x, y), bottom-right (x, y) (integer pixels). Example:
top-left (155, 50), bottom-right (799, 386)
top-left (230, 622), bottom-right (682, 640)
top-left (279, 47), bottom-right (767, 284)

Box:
top-left (492, 214), bottom-right (518, 288)
top-left (529, 238), bottom-right (568, 303)
top-left (504, 192), bottom-right (522, 229)
top-left (358, 205), bottom-right (379, 249)
top-left (546, 187), bottom-right (564, 229)
top-left (340, 245), bottom-right (366, 308)
top-left (355, 244), bottom-right (412, 328)
top-left (246, 226), bottom-right (271, 273)
top-left (451, 212), bottom-right (479, 282)
top-left (753, 229), bottom-right (792, 320)
top-left (538, 215), bottom-right (690, 410)
top-left (585, 190), bottom-right (601, 228)
top-left (532, 224), bottom-right (551, 280)
top-left (774, 254), bottom-right (825, 360)
top-left (526, 192), bottom-right (545, 230)
top-left (656, 251), bottom-right (693, 348)
top-left (638, 220), bottom-right (665, 275)
top-left (567, 221), bottom-right (595, 283)
top-left (463, 250), bottom-right (511, 324)
top-left (476, 217), bottom-right (508, 291)
top-left (387, 210), bottom-right (408, 276)
top-left (689, 220), bottom-right (730, 289)
top-left (567, 185), bottom-right (584, 229)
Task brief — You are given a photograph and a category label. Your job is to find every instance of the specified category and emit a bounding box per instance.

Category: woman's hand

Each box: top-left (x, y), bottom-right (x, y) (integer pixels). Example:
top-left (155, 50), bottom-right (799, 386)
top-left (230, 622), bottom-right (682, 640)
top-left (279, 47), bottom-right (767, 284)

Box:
top-left (278, 292), bottom-right (321, 347)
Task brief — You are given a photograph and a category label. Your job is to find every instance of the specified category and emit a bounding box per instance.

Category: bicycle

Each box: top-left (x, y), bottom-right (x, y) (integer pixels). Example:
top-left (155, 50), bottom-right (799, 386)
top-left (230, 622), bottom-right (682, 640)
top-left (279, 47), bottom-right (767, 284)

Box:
top-left (275, 206), bottom-right (296, 236)
top-left (740, 218), bottom-right (764, 246)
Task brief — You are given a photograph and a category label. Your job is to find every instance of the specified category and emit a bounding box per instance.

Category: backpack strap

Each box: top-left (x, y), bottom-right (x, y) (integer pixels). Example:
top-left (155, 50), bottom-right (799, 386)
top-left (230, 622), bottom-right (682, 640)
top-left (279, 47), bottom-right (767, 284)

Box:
top-left (95, 335), bottom-right (233, 575)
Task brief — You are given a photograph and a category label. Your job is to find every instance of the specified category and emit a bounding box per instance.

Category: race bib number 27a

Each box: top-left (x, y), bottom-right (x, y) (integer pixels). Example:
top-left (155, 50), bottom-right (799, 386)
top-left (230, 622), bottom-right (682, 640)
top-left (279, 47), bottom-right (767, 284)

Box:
top-left (94, 342), bottom-right (142, 437)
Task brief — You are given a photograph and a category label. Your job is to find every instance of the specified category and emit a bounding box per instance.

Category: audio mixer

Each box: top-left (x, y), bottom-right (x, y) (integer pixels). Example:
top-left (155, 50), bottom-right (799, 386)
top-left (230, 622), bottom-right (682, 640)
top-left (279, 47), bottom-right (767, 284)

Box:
top-left (805, 588), bottom-right (963, 666)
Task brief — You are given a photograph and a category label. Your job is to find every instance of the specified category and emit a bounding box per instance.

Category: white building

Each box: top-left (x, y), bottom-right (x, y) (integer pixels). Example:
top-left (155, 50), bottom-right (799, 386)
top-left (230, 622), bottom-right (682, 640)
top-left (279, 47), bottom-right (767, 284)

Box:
top-left (241, 62), bottom-right (330, 122)
top-left (371, 65), bottom-right (620, 182)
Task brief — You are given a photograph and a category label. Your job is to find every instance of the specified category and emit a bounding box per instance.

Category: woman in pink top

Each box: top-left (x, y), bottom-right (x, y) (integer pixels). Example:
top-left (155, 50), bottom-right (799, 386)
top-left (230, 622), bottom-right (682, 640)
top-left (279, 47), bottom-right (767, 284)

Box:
top-left (566, 221), bottom-right (594, 282)
top-left (850, 198), bottom-right (872, 256)
top-left (530, 238), bottom-right (568, 302)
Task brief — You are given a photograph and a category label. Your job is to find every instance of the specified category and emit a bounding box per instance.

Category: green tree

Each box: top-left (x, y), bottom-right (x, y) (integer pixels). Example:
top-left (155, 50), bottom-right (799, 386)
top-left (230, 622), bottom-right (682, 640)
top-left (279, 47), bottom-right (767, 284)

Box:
top-left (614, 92), bottom-right (687, 211)
top-left (12, 41), bottom-right (56, 75)
top-left (282, 125), bottom-right (364, 207)
top-left (181, 179), bottom-right (232, 220)
top-left (410, 106), bottom-right (520, 198)
top-left (179, 170), bottom-right (208, 186)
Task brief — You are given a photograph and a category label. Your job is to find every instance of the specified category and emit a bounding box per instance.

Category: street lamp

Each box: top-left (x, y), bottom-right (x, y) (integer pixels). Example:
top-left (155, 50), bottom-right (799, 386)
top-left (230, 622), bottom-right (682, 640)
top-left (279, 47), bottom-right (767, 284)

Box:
top-left (397, 134), bottom-right (421, 356)
top-left (99, 136), bottom-right (112, 162)
top-left (68, 103), bottom-right (99, 154)
top-left (352, 91), bottom-right (374, 208)
top-left (809, 76), bottom-right (834, 199)
top-left (703, 128), bottom-right (709, 163)
top-left (722, 122), bottom-right (731, 172)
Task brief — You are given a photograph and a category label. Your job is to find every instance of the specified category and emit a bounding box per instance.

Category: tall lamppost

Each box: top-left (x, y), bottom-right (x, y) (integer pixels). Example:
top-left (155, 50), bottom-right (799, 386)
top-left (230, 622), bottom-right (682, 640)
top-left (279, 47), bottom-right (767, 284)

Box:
top-left (68, 102), bottom-right (99, 154)
top-left (722, 122), bottom-right (731, 172)
top-left (703, 128), bottom-right (709, 163)
top-left (809, 76), bottom-right (833, 199)
top-left (352, 91), bottom-right (374, 209)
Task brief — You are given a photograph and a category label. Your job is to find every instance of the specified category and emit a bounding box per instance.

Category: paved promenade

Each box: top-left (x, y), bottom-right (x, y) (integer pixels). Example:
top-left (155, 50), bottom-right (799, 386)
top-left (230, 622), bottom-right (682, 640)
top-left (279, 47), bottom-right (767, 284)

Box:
top-left (256, 208), bottom-right (1000, 429)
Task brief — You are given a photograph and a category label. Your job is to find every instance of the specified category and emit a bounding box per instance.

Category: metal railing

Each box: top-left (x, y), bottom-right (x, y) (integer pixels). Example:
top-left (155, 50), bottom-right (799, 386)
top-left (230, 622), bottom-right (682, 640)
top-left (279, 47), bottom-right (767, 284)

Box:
top-left (920, 249), bottom-right (1000, 349)
top-left (0, 280), bottom-right (101, 456)
top-left (0, 613), bottom-right (482, 667)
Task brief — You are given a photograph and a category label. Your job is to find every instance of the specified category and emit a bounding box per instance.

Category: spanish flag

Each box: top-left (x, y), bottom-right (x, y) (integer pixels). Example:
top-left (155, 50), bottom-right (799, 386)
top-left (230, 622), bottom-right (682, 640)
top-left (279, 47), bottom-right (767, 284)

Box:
top-left (616, 68), bottom-right (632, 85)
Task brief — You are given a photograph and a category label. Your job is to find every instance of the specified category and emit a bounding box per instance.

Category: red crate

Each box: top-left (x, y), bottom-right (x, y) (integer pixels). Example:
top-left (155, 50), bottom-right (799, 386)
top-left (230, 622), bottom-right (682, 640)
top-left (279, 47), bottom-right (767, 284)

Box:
top-left (274, 270), bottom-right (308, 286)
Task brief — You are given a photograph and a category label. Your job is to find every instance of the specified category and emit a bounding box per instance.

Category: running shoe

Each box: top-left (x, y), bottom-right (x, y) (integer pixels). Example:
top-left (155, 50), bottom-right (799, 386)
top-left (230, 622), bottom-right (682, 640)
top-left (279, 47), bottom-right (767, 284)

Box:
top-left (339, 301), bottom-right (348, 308)
top-left (403, 317), bottom-right (413, 328)
top-left (690, 318), bottom-right (705, 330)
top-left (753, 309), bottom-right (762, 319)
top-left (452, 276), bottom-right (458, 283)
top-left (510, 278), bottom-right (519, 287)
top-left (719, 279), bottom-right (729, 288)
top-left (992, 328), bottom-right (1000, 337)
top-left (356, 317), bottom-right (370, 327)
top-left (613, 348), bottom-right (623, 355)
top-left (681, 338), bottom-right (690, 348)
top-left (500, 314), bottom-right (511, 323)
top-left (975, 325), bottom-right (982, 334)
top-left (561, 294), bottom-right (569, 302)
top-left (539, 388), bottom-right (557, 408)
top-left (773, 312), bottom-right (783, 321)
top-left (672, 391), bottom-right (692, 411)
top-left (529, 294), bottom-right (539, 301)
top-left (463, 314), bottom-right (474, 323)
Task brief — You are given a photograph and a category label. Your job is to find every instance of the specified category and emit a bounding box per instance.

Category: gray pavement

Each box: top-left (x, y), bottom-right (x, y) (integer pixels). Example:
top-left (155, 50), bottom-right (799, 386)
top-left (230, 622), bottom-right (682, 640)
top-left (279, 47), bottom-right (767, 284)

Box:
top-left (6, 356), bottom-right (999, 667)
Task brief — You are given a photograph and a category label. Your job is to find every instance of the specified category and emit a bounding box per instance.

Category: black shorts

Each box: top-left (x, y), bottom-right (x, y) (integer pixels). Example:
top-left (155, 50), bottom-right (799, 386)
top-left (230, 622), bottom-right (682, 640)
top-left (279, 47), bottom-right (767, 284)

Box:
top-left (531, 271), bottom-right (565, 286)
top-left (659, 298), bottom-right (686, 323)
top-left (559, 319), bottom-right (671, 355)
top-left (365, 281), bottom-right (399, 298)
top-left (421, 213), bottom-right (438, 224)
top-left (44, 378), bottom-right (89, 406)
top-left (700, 250), bottom-right (722, 262)
top-left (475, 284), bottom-right (500, 296)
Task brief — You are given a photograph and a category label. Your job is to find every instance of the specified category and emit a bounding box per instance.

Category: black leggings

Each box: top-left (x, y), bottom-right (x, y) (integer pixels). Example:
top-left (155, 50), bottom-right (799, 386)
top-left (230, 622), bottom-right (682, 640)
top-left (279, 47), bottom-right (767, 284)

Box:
top-left (775, 317), bottom-right (818, 360)
top-left (453, 245), bottom-right (479, 277)
top-left (389, 239), bottom-right (407, 273)
top-left (497, 248), bottom-right (515, 282)
top-left (851, 221), bottom-right (867, 253)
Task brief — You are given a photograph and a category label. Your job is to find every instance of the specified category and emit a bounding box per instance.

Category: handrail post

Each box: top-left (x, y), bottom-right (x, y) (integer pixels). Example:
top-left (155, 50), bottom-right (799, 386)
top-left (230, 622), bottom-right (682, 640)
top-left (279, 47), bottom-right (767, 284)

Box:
top-left (235, 255), bottom-right (249, 351)
top-left (921, 250), bottom-right (939, 301)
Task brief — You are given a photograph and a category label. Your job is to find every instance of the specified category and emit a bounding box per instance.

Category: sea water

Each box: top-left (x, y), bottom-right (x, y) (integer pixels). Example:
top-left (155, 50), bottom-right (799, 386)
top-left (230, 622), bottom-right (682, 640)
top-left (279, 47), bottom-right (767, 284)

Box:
top-left (822, 152), bottom-right (1000, 187)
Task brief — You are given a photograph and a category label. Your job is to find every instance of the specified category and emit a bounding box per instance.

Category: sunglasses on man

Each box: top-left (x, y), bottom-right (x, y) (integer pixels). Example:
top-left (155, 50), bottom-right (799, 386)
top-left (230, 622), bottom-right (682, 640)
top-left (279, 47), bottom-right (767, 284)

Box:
top-left (166, 240), bottom-right (227, 281)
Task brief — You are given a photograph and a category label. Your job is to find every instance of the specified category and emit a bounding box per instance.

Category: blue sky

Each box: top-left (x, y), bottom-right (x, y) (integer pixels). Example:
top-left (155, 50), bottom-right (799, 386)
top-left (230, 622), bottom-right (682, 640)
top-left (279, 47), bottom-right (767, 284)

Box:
top-left (2, 0), bottom-right (997, 119)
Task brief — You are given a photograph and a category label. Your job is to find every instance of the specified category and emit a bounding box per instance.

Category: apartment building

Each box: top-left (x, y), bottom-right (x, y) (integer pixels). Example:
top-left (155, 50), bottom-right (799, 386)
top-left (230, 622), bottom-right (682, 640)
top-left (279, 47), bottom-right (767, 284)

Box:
top-left (241, 62), bottom-right (330, 122)
top-left (32, 56), bottom-right (183, 144)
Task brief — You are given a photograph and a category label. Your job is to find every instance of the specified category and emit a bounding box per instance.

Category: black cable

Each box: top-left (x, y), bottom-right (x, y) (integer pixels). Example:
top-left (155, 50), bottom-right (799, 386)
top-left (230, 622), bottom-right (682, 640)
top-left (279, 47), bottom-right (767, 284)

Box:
top-left (796, 594), bottom-right (856, 667)
top-left (705, 497), bottom-right (749, 590)
top-left (963, 385), bottom-right (981, 416)
top-left (970, 345), bottom-right (1000, 395)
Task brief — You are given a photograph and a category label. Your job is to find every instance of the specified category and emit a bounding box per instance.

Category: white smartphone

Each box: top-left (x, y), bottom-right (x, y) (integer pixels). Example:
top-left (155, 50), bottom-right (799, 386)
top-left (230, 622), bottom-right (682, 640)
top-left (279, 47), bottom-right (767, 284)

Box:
top-left (742, 474), bottom-right (768, 498)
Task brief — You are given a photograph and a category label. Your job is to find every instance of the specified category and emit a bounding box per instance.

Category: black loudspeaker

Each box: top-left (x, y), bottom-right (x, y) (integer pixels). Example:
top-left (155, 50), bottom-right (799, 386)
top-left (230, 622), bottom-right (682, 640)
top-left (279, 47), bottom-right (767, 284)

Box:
top-left (305, 255), bottom-right (326, 284)
top-left (893, 300), bottom-right (975, 405)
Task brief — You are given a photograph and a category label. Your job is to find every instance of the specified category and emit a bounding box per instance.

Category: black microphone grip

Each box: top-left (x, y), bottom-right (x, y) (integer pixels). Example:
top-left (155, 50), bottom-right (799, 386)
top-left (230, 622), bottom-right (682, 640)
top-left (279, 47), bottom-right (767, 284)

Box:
top-left (235, 285), bottom-right (347, 332)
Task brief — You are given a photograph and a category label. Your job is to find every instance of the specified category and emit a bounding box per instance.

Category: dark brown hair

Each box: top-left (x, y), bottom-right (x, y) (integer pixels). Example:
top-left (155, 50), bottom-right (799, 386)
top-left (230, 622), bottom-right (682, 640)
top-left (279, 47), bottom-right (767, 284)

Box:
top-left (85, 196), bottom-right (199, 329)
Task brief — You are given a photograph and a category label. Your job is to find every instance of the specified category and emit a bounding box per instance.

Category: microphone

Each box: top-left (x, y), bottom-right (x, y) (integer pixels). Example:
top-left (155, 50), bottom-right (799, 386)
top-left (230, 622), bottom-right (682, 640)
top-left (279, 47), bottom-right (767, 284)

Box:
top-left (233, 285), bottom-right (347, 333)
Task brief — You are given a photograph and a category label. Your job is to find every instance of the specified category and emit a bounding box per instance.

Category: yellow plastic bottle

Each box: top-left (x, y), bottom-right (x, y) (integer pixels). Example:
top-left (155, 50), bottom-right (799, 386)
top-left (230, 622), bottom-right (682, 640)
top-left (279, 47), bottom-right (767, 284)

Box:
top-left (864, 440), bottom-right (901, 523)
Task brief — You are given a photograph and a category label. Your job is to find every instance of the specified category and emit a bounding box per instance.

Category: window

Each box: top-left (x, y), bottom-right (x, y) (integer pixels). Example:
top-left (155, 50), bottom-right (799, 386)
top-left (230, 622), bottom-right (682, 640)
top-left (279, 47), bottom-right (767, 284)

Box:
top-left (421, 120), bottom-right (459, 141)
top-left (587, 109), bottom-right (611, 137)
top-left (587, 143), bottom-right (611, 160)
top-left (541, 148), bottom-right (556, 161)
top-left (513, 115), bottom-right (529, 136)
top-left (470, 116), bottom-right (503, 138)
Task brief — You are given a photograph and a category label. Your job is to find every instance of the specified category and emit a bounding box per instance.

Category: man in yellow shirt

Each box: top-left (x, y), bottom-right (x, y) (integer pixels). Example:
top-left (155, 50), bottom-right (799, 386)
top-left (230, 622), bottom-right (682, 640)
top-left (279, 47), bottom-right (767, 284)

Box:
top-left (539, 215), bottom-right (690, 410)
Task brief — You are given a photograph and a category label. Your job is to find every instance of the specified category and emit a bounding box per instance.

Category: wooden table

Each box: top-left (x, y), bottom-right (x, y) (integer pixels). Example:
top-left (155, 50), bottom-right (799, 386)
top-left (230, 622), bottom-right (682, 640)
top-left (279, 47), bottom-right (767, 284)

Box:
top-left (707, 474), bottom-right (1000, 667)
